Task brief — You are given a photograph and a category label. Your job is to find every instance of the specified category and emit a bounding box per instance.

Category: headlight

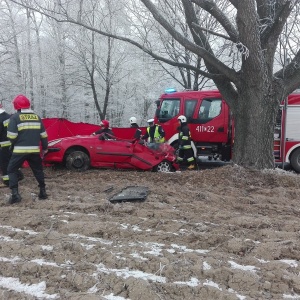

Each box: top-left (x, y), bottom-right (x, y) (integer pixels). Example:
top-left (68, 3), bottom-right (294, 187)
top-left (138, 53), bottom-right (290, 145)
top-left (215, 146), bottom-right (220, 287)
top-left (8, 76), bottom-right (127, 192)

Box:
top-left (48, 139), bottom-right (62, 147)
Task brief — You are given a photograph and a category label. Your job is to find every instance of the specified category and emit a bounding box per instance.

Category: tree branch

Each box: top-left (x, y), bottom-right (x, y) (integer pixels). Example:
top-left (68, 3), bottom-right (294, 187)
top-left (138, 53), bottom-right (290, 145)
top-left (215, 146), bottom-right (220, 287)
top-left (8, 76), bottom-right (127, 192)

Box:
top-left (10, 0), bottom-right (217, 80)
top-left (260, 0), bottom-right (294, 47)
top-left (191, 0), bottom-right (238, 41)
top-left (228, 0), bottom-right (238, 8)
top-left (139, 0), bottom-right (238, 82)
top-left (274, 50), bottom-right (300, 94)
top-left (191, 22), bottom-right (233, 41)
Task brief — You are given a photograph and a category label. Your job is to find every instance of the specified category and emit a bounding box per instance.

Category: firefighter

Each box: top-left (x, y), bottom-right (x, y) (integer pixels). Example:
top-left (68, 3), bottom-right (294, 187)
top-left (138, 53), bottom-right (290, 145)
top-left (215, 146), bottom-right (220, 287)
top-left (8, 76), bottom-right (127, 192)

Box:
top-left (0, 103), bottom-right (24, 187)
top-left (177, 115), bottom-right (196, 170)
top-left (7, 95), bottom-right (48, 204)
top-left (129, 116), bottom-right (142, 140)
top-left (142, 118), bottom-right (165, 143)
top-left (0, 103), bottom-right (11, 187)
top-left (91, 119), bottom-right (115, 140)
top-left (129, 116), bottom-right (139, 128)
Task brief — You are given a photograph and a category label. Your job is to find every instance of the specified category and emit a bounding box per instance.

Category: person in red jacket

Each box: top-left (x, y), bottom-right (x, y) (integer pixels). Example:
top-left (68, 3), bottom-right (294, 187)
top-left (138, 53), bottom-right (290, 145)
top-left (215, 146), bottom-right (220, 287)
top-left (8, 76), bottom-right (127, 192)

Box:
top-left (7, 95), bottom-right (48, 204)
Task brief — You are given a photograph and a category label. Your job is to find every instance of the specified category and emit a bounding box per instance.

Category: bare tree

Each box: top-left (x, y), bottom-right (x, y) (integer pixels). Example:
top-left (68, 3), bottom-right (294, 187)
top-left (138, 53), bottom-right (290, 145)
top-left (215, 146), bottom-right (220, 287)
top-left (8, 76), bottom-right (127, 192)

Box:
top-left (31, 12), bottom-right (47, 117)
top-left (26, 8), bottom-right (34, 107)
top-left (3, 0), bottom-right (23, 92)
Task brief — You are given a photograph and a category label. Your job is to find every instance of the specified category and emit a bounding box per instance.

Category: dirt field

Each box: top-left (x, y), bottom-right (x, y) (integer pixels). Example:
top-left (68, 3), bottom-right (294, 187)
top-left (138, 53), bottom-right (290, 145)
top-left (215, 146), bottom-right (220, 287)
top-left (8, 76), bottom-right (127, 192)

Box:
top-left (1, 164), bottom-right (300, 300)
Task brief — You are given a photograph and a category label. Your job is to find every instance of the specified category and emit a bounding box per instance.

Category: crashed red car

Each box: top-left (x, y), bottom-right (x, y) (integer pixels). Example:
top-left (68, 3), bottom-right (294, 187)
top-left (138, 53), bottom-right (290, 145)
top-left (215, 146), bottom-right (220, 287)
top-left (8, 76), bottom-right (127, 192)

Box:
top-left (43, 133), bottom-right (179, 172)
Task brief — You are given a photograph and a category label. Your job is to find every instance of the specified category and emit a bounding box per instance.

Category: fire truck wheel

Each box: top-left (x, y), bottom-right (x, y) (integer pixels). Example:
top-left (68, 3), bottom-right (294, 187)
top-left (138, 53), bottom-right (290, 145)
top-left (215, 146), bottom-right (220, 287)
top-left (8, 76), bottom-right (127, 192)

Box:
top-left (65, 150), bottom-right (90, 171)
top-left (290, 148), bottom-right (300, 173)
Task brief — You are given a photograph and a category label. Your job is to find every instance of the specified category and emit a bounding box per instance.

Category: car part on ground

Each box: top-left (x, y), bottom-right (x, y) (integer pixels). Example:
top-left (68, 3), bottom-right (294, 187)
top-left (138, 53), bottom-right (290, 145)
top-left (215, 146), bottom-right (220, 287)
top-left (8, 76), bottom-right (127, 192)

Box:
top-left (109, 186), bottom-right (149, 203)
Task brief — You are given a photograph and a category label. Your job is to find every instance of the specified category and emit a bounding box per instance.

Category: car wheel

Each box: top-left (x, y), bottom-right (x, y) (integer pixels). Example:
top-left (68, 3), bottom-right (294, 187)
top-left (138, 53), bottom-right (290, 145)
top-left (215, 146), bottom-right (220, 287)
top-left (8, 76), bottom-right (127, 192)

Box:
top-left (155, 160), bottom-right (173, 172)
top-left (290, 148), bottom-right (300, 173)
top-left (65, 150), bottom-right (90, 171)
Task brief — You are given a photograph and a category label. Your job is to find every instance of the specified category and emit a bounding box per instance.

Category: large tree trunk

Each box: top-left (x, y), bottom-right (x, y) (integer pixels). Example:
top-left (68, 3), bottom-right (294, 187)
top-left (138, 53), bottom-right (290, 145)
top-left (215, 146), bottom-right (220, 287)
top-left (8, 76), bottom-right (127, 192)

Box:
top-left (232, 83), bottom-right (279, 169)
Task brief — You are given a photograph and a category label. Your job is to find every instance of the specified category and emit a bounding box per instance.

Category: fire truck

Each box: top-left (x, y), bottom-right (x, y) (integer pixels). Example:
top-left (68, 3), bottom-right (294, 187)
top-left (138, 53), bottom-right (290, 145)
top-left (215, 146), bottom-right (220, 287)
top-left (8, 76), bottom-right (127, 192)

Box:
top-left (154, 88), bottom-right (300, 172)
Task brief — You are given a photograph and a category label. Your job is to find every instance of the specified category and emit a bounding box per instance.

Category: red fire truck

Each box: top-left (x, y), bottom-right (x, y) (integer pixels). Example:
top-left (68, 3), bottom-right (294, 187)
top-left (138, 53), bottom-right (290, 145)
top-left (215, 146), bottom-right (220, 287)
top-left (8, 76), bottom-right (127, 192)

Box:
top-left (154, 88), bottom-right (300, 172)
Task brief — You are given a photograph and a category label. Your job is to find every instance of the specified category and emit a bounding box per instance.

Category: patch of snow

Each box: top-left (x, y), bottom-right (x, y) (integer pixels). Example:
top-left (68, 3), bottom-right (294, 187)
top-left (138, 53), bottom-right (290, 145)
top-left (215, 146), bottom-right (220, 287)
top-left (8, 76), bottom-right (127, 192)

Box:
top-left (95, 263), bottom-right (166, 283)
top-left (228, 288), bottom-right (247, 300)
top-left (130, 253), bottom-right (148, 261)
top-left (80, 243), bottom-right (95, 250)
top-left (0, 225), bottom-right (38, 235)
top-left (103, 293), bottom-right (130, 300)
top-left (203, 261), bottom-right (211, 270)
top-left (283, 294), bottom-right (300, 299)
top-left (229, 261), bottom-right (258, 273)
top-left (174, 277), bottom-right (200, 287)
top-left (41, 245), bottom-right (53, 251)
top-left (69, 233), bottom-right (113, 245)
top-left (280, 260), bottom-right (298, 268)
top-left (257, 258), bottom-right (269, 263)
top-left (0, 276), bottom-right (58, 299)
top-left (203, 280), bottom-right (222, 290)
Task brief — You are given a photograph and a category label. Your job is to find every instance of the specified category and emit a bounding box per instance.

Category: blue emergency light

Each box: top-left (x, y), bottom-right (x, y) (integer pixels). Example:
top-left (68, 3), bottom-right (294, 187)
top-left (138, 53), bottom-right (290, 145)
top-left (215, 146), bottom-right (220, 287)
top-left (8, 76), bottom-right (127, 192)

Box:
top-left (164, 88), bottom-right (177, 94)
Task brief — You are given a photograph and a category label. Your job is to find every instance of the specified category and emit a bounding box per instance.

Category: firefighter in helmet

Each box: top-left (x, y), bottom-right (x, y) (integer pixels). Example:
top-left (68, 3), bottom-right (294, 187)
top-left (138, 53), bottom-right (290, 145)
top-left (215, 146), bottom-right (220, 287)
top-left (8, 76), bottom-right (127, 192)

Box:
top-left (142, 118), bottom-right (165, 143)
top-left (129, 116), bottom-right (142, 140)
top-left (7, 95), bottom-right (48, 204)
top-left (0, 103), bottom-right (24, 187)
top-left (129, 116), bottom-right (139, 128)
top-left (92, 119), bottom-right (115, 140)
top-left (177, 115), bottom-right (196, 170)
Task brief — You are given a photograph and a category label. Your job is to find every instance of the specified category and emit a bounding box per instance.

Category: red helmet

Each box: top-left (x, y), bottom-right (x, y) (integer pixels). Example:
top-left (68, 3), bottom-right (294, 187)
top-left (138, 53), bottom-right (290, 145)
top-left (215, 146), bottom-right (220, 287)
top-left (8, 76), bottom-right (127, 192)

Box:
top-left (13, 95), bottom-right (31, 110)
top-left (100, 119), bottom-right (109, 128)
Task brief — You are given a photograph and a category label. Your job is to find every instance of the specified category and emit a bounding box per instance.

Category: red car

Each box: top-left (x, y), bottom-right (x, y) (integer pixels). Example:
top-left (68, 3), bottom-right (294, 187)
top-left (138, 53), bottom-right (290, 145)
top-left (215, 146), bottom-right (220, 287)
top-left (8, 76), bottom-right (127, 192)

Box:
top-left (44, 133), bottom-right (179, 172)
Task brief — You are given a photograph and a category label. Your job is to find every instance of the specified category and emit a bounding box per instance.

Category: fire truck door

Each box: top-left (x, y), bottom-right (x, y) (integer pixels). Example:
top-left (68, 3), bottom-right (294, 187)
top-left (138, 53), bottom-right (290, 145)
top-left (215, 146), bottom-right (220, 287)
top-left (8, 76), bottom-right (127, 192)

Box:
top-left (189, 99), bottom-right (229, 143)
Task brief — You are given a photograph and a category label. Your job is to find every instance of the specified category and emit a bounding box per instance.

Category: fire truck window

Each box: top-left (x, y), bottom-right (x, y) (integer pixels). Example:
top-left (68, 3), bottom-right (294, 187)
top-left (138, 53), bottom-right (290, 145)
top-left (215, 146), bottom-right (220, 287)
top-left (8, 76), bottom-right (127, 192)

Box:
top-left (184, 100), bottom-right (197, 121)
top-left (158, 99), bottom-right (180, 123)
top-left (198, 99), bottom-right (222, 123)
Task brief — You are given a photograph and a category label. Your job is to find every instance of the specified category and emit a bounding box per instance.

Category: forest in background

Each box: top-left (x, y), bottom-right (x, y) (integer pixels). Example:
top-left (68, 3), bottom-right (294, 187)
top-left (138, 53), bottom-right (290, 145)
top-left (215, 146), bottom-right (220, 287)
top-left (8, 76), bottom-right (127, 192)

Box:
top-left (0, 0), bottom-right (219, 127)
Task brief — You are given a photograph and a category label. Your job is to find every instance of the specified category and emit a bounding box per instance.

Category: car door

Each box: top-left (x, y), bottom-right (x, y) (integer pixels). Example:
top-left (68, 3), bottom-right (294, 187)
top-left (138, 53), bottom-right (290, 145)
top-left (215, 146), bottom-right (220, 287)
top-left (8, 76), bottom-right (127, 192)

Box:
top-left (94, 139), bottom-right (134, 168)
top-left (189, 98), bottom-right (229, 143)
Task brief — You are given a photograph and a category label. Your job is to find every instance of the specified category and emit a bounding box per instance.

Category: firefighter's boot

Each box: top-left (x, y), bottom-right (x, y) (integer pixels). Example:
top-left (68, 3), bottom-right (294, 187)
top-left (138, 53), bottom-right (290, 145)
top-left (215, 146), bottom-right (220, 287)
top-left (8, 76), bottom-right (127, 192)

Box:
top-left (38, 187), bottom-right (48, 200)
top-left (8, 188), bottom-right (22, 204)
top-left (187, 164), bottom-right (196, 170)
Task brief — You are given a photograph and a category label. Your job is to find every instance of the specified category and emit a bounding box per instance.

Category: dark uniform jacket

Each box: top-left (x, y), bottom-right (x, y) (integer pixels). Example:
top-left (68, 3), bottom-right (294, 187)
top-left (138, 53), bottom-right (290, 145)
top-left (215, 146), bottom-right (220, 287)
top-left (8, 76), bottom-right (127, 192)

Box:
top-left (0, 111), bottom-right (11, 148)
top-left (7, 109), bottom-right (48, 154)
top-left (95, 128), bottom-right (115, 140)
top-left (178, 123), bottom-right (192, 149)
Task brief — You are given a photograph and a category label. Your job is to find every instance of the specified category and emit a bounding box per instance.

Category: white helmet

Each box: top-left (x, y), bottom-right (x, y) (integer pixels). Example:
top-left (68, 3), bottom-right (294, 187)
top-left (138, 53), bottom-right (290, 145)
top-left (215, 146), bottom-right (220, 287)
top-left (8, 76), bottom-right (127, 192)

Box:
top-left (147, 118), bottom-right (155, 123)
top-left (129, 117), bottom-right (137, 124)
top-left (178, 115), bottom-right (187, 123)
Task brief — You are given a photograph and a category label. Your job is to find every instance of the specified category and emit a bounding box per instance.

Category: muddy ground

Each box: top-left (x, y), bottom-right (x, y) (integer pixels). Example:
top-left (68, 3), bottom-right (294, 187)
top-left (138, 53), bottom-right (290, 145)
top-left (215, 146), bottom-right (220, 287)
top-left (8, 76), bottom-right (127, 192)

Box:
top-left (0, 164), bottom-right (300, 300)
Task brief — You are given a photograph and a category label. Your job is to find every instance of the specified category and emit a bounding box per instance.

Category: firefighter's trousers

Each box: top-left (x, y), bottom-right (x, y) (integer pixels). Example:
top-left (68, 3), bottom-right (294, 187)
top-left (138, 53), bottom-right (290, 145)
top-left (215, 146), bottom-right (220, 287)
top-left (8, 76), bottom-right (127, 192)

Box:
top-left (0, 147), bottom-right (11, 185)
top-left (178, 147), bottom-right (195, 165)
top-left (8, 153), bottom-right (45, 189)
